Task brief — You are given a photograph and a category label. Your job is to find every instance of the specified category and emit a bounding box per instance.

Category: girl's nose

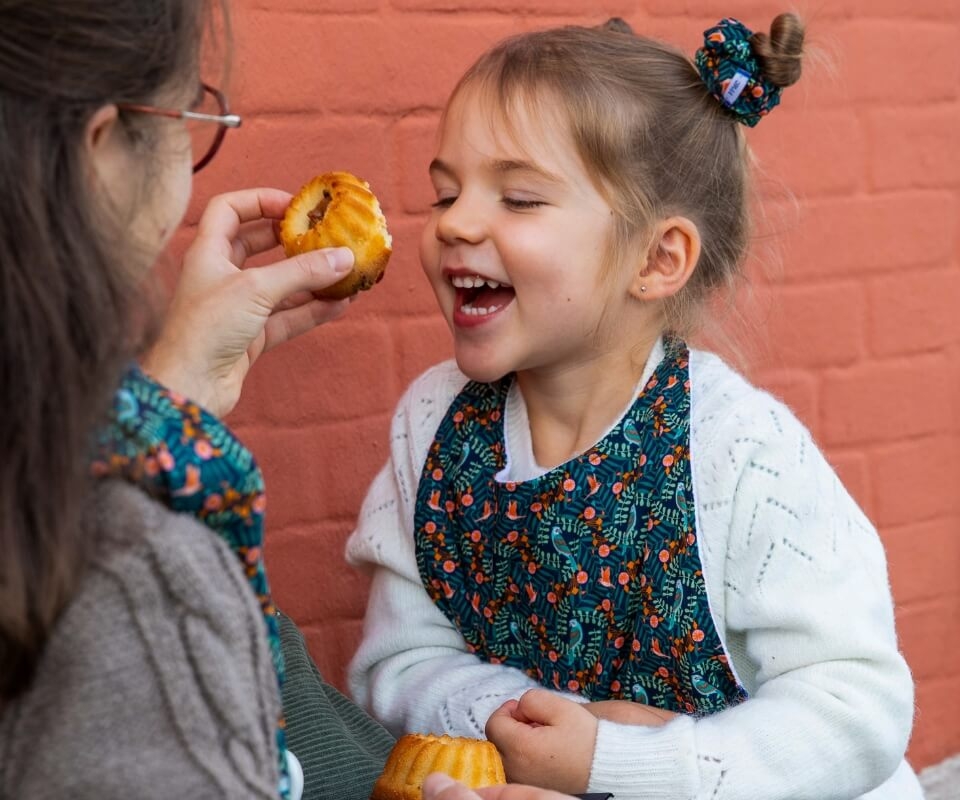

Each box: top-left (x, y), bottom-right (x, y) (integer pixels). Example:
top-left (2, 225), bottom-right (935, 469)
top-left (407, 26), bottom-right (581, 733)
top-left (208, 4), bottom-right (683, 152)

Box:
top-left (435, 193), bottom-right (485, 245)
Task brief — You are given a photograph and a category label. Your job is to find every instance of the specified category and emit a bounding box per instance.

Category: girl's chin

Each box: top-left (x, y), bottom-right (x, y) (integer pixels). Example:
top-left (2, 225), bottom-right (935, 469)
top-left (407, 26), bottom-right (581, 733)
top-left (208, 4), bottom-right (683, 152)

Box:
top-left (453, 350), bottom-right (512, 385)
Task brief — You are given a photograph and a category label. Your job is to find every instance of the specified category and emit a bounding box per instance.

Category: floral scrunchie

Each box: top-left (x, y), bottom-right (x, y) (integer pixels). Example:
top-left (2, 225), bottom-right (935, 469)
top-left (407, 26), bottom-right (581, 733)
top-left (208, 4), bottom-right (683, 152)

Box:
top-left (695, 17), bottom-right (782, 127)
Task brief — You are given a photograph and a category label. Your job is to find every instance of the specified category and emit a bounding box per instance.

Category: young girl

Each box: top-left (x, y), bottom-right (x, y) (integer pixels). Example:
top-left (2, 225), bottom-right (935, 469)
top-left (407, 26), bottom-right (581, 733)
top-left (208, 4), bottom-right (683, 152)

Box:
top-left (347, 14), bottom-right (923, 800)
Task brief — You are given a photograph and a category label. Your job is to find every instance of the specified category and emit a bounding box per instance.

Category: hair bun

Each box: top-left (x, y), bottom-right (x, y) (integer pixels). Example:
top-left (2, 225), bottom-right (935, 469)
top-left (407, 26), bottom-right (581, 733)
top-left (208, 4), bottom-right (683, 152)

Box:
top-left (695, 15), bottom-right (803, 127)
top-left (601, 17), bottom-right (635, 36)
top-left (749, 12), bottom-right (805, 88)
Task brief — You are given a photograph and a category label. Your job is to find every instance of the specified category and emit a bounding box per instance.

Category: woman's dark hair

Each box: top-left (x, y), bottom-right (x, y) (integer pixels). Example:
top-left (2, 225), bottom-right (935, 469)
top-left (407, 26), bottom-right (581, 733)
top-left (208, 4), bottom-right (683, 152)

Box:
top-left (0, 0), bottom-right (215, 702)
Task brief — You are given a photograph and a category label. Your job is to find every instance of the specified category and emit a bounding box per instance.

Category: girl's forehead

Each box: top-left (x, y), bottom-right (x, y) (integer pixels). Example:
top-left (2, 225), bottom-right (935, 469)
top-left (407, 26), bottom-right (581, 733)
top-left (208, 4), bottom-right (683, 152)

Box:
top-left (440, 83), bottom-right (579, 172)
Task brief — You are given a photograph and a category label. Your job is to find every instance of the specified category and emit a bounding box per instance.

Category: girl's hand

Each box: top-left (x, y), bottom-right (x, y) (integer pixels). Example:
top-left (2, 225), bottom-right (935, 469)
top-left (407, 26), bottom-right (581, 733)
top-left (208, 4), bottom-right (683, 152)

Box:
top-left (584, 699), bottom-right (678, 726)
top-left (143, 188), bottom-right (354, 418)
top-left (485, 690), bottom-right (597, 794)
top-left (422, 773), bottom-right (577, 800)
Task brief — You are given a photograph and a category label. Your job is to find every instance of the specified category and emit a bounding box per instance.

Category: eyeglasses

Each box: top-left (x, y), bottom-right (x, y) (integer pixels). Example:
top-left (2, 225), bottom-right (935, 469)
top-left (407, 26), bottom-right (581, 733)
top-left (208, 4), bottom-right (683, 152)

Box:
top-left (117, 83), bottom-right (242, 173)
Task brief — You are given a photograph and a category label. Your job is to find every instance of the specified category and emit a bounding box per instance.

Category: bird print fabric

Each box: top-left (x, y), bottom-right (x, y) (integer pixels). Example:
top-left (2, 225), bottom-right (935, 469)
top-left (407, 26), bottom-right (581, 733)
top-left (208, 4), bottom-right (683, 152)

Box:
top-left (414, 345), bottom-right (745, 714)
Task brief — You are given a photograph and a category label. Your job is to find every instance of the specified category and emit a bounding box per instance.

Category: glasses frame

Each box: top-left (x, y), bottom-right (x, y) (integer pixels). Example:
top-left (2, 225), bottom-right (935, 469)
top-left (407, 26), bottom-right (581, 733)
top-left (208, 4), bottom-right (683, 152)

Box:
top-left (117, 83), bottom-right (242, 173)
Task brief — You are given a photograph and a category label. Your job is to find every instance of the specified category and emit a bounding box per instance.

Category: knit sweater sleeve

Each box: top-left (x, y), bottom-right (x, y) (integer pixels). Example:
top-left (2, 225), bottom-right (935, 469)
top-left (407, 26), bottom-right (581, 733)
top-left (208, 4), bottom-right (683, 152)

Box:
top-left (587, 357), bottom-right (916, 800)
top-left (346, 361), bottom-right (558, 738)
top-left (0, 482), bottom-right (281, 799)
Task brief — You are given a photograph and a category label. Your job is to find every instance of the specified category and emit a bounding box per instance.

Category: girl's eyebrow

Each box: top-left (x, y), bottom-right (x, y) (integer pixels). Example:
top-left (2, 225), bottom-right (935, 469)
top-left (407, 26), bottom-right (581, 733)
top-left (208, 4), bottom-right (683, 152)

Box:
top-left (428, 158), bottom-right (455, 178)
top-left (490, 159), bottom-right (564, 185)
top-left (428, 157), bottom-right (563, 186)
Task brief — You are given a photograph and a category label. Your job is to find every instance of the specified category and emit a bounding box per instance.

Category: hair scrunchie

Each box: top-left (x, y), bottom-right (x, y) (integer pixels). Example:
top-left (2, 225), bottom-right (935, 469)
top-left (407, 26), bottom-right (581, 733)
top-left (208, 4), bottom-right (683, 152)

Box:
top-left (694, 18), bottom-right (781, 127)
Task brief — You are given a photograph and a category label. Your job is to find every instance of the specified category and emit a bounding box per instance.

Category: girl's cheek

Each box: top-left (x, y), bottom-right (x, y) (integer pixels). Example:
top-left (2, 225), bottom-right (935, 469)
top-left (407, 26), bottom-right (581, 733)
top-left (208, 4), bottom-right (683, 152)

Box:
top-left (419, 221), bottom-right (441, 275)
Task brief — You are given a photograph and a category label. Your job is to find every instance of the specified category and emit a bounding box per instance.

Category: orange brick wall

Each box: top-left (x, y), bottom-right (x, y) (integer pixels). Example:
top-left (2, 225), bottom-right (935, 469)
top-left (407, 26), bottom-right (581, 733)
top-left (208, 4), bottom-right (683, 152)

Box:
top-left (179, 0), bottom-right (959, 772)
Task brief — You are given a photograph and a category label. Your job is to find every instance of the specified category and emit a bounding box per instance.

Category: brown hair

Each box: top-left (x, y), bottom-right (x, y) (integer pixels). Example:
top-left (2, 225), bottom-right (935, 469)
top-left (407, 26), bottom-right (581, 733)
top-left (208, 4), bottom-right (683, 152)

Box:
top-left (449, 13), bottom-right (805, 338)
top-left (0, 1), bottom-right (216, 702)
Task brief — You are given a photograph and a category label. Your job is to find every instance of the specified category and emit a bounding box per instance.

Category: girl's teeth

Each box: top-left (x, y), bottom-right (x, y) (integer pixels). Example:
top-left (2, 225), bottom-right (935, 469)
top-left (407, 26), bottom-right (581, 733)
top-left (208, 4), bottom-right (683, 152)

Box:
top-left (450, 275), bottom-right (504, 289)
top-left (461, 303), bottom-right (498, 316)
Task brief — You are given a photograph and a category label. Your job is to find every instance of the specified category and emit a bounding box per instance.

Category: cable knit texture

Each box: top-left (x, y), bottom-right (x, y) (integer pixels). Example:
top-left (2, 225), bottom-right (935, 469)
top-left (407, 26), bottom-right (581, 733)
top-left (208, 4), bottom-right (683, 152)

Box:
top-left (0, 481), bottom-right (281, 799)
top-left (346, 349), bottom-right (923, 800)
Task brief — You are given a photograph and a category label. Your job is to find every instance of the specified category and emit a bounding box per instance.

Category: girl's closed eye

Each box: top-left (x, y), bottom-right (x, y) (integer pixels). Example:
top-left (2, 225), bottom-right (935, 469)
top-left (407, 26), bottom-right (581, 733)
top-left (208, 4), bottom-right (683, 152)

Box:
top-left (431, 196), bottom-right (545, 210)
top-left (503, 196), bottom-right (546, 210)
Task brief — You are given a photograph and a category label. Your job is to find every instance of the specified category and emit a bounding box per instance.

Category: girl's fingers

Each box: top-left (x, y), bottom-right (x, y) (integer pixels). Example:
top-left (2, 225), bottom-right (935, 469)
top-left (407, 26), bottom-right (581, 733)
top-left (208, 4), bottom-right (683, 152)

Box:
top-left (499, 699), bottom-right (521, 718)
top-left (513, 690), bottom-right (571, 726)
top-left (486, 705), bottom-right (528, 747)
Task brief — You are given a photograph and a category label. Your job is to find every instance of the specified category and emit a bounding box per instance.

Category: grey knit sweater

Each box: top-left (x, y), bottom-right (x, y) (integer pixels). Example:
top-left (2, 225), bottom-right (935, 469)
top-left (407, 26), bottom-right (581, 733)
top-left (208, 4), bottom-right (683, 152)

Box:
top-left (0, 481), bottom-right (281, 799)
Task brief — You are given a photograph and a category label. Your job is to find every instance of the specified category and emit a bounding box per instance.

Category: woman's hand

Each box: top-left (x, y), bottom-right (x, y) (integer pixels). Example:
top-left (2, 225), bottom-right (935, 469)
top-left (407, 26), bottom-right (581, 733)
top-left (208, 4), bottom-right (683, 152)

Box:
top-left (485, 690), bottom-right (597, 795)
top-left (422, 773), bottom-right (577, 800)
top-left (143, 187), bottom-right (354, 417)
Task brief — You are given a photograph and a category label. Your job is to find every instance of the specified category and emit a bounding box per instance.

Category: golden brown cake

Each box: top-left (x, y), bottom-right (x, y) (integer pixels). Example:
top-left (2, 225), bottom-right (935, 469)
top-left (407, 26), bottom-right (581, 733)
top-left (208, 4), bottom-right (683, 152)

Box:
top-left (370, 733), bottom-right (507, 800)
top-left (279, 171), bottom-right (392, 300)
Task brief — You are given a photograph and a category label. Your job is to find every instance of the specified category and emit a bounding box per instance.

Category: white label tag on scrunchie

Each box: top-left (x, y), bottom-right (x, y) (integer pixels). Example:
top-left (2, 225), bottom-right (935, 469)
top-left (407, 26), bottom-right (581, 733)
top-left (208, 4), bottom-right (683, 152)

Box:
top-left (723, 69), bottom-right (751, 106)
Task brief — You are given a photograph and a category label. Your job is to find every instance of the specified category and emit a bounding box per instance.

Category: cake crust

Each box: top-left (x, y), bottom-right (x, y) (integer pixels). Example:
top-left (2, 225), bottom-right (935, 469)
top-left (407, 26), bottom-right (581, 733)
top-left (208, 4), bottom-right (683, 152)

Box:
top-left (279, 171), bottom-right (392, 300)
top-left (371, 733), bottom-right (507, 800)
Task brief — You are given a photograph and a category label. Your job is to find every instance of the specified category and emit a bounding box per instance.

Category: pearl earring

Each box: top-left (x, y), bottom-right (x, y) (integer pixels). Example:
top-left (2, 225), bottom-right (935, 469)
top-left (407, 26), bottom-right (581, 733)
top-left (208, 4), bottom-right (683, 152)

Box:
top-left (640, 285), bottom-right (647, 293)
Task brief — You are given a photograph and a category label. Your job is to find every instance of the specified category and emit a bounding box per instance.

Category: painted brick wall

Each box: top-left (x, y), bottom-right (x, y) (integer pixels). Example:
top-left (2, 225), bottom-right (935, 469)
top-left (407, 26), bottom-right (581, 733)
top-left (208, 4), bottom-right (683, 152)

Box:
top-left (177, 0), bottom-right (959, 772)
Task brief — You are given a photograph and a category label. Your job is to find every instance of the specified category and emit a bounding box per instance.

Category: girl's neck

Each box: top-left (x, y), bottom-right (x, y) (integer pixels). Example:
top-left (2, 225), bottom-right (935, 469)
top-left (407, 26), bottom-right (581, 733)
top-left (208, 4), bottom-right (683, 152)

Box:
top-left (515, 334), bottom-right (661, 469)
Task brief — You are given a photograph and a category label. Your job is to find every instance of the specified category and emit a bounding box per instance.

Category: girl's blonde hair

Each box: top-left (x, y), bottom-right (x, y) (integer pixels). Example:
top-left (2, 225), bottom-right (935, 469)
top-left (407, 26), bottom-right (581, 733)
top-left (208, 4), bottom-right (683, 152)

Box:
top-left (449, 14), bottom-right (805, 339)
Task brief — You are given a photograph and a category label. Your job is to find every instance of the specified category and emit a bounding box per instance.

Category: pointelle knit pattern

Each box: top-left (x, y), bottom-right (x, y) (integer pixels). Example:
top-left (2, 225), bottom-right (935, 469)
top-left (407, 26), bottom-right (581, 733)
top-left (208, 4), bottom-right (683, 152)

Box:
top-left (346, 345), bottom-right (923, 800)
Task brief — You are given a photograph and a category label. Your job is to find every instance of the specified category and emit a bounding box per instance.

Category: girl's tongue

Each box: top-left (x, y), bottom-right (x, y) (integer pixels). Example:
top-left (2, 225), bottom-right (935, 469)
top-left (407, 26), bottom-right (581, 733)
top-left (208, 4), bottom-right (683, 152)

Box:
top-left (457, 283), bottom-right (515, 313)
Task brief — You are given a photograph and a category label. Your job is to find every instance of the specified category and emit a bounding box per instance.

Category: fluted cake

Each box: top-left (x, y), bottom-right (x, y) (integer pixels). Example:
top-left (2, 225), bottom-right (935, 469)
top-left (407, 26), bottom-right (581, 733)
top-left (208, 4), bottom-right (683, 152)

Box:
top-left (370, 733), bottom-right (507, 800)
top-left (279, 170), bottom-right (392, 300)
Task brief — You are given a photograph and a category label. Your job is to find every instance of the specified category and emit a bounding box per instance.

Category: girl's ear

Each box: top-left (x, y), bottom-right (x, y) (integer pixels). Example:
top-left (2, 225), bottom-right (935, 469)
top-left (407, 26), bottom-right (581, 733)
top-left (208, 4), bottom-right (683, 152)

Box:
top-left (629, 217), bottom-right (701, 301)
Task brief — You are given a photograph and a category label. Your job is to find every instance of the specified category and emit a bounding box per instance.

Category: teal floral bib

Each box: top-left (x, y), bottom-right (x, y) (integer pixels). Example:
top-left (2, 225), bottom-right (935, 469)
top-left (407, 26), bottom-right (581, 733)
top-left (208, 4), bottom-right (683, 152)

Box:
top-left (415, 346), bottom-right (745, 713)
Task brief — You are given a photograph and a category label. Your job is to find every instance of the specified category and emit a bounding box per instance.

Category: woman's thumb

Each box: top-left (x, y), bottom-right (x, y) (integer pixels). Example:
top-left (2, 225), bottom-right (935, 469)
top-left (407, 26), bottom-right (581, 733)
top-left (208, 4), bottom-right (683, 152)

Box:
top-left (259, 246), bottom-right (354, 307)
top-left (422, 773), bottom-right (480, 799)
top-left (317, 246), bottom-right (354, 274)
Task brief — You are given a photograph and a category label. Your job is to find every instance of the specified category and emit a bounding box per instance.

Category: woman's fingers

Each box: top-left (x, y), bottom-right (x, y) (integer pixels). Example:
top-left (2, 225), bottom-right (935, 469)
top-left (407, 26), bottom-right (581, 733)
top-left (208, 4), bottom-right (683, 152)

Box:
top-left (229, 218), bottom-right (283, 265)
top-left (196, 187), bottom-right (295, 241)
top-left (239, 248), bottom-right (354, 313)
top-left (421, 774), bottom-right (578, 800)
top-left (273, 288), bottom-right (316, 312)
top-left (475, 787), bottom-right (578, 800)
top-left (260, 298), bottom-right (349, 355)
top-left (422, 774), bottom-right (481, 800)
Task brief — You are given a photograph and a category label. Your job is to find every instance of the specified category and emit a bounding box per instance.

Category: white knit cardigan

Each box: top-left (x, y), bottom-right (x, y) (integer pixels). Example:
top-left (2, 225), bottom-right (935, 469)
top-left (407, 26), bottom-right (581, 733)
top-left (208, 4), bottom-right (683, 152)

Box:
top-left (346, 346), bottom-right (923, 800)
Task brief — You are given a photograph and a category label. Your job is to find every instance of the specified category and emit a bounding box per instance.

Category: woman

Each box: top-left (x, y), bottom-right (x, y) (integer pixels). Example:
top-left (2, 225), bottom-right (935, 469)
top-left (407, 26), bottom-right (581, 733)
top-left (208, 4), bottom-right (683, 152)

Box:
top-left (0, 2), bottom-right (354, 797)
top-left (0, 3), bottom-right (612, 798)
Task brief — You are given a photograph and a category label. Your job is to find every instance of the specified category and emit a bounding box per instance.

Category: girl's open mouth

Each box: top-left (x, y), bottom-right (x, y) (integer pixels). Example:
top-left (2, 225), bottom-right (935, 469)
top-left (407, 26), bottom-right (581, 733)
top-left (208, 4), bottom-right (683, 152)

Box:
top-left (451, 274), bottom-right (515, 318)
